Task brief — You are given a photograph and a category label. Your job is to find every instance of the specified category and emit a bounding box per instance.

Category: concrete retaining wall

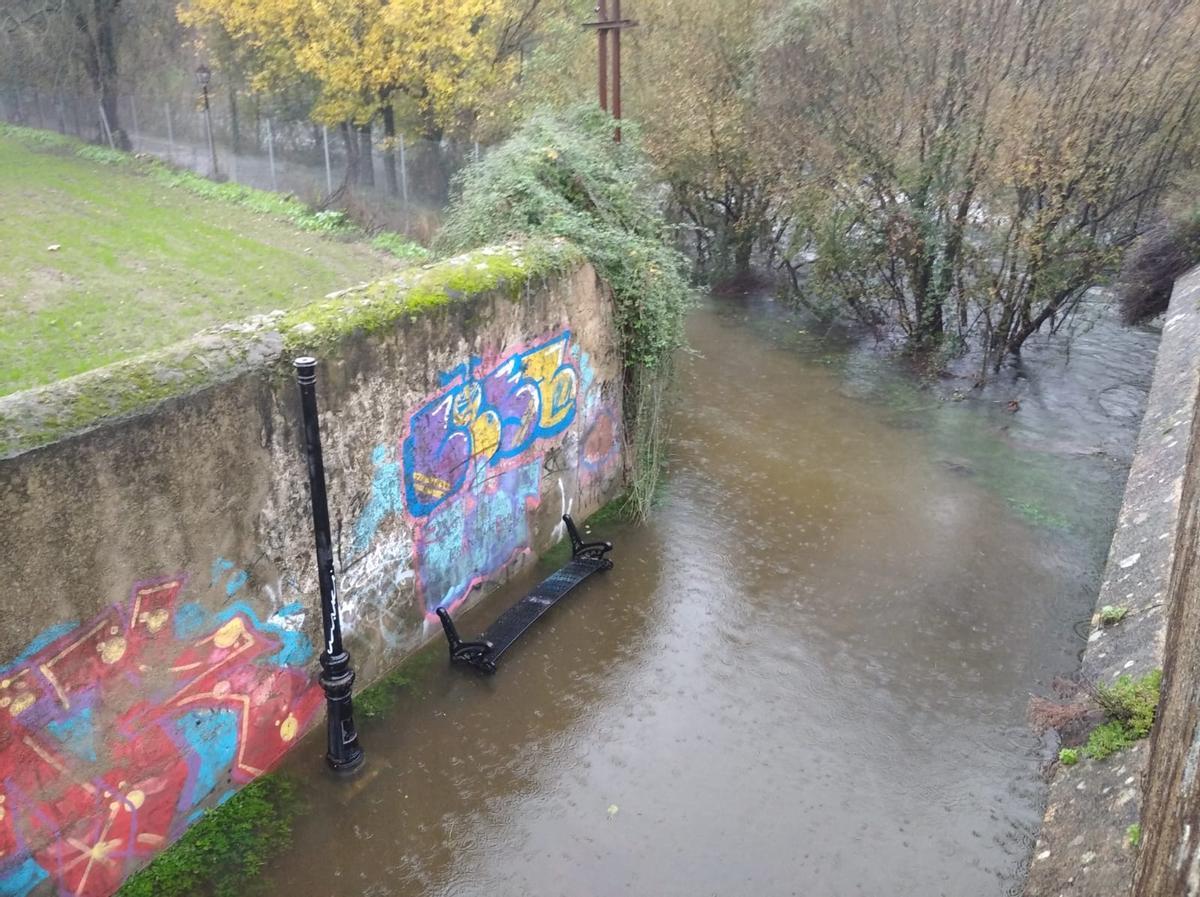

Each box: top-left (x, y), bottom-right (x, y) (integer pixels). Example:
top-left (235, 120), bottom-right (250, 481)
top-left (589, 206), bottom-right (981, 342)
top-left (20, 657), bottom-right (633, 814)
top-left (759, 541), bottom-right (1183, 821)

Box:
top-left (1135, 272), bottom-right (1200, 894)
top-left (1024, 265), bottom-right (1200, 897)
top-left (0, 243), bottom-right (627, 897)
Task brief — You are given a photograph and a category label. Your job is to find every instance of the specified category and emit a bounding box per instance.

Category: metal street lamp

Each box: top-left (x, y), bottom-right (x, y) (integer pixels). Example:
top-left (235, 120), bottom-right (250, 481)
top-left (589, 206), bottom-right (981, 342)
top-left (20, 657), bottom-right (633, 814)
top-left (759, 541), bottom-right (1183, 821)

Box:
top-left (294, 358), bottom-right (364, 773)
top-left (194, 64), bottom-right (219, 177)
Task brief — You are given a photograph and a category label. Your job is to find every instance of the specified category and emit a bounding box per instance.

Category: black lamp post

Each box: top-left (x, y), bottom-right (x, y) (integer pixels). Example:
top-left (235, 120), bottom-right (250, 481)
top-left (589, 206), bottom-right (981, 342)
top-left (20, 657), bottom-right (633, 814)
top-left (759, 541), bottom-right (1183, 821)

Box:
top-left (194, 64), bottom-right (219, 177)
top-left (294, 357), bottom-right (364, 773)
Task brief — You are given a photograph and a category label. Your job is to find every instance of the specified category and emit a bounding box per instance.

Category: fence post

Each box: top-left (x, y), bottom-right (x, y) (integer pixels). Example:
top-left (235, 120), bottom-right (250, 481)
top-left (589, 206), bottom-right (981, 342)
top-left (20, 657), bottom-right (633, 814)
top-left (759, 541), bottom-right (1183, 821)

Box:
top-left (98, 102), bottom-right (116, 150)
top-left (164, 102), bottom-right (175, 161)
top-left (266, 118), bottom-right (278, 191)
top-left (399, 132), bottom-right (409, 204)
top-left (322, 125), bottom-right (333, 195)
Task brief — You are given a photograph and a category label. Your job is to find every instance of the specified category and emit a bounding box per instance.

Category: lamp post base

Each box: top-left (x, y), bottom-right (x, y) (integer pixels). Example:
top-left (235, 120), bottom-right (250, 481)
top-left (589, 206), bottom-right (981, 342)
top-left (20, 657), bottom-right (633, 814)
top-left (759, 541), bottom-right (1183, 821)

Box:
top-left (320, 651), bottom-right (364, 773)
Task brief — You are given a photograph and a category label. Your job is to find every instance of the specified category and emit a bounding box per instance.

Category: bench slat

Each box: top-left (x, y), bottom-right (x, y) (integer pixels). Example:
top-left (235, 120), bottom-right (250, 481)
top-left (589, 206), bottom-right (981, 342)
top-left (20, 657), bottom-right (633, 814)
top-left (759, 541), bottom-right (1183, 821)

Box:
top-left (482, 557), bottom-right (611, 659)
top-left (435, 515), bottom-right (614, 674)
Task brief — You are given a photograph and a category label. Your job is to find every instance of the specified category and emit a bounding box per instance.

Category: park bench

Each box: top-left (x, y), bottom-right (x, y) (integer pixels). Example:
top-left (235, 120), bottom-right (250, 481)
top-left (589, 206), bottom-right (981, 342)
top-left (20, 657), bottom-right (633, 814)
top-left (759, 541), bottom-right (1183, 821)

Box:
top-left (435, 515), bottom-right (614, 673)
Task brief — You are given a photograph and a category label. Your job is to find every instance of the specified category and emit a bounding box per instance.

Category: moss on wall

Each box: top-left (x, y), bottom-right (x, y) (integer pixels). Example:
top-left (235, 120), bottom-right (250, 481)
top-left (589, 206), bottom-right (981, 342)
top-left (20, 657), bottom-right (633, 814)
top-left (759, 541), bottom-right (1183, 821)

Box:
top-left (280, 240), bottom-right (583, 354)
top-left (113, 774), bottom-right (302, 897)
top-left (0, 241), bottom-right (585, 459)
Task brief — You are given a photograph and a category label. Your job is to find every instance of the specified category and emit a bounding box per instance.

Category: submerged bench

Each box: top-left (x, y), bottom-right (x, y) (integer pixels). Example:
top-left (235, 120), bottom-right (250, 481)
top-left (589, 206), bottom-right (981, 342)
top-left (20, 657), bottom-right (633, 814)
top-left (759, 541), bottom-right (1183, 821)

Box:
top-left (436, 515), bottom-right (614, 674)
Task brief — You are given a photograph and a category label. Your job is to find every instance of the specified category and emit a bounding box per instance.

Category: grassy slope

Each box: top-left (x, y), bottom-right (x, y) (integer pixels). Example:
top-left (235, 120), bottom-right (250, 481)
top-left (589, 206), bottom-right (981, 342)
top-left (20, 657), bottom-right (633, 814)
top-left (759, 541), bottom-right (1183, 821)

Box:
top-left (0, 133), bottom-right (406, 395)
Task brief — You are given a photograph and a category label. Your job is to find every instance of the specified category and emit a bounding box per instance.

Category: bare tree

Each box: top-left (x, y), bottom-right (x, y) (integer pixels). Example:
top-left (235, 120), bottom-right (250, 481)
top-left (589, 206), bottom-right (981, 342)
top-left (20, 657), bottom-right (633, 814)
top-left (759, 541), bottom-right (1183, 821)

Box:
top-left (1, 0), bottom-right (131, 147)
top-left (759, 0), bottom-right (1200, 367)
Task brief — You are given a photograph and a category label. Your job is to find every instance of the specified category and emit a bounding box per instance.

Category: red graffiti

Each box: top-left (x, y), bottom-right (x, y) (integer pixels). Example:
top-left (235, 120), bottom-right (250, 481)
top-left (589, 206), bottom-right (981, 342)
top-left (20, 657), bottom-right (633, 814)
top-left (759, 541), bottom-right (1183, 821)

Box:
top-left (0, 576), bottom-right (322, 897)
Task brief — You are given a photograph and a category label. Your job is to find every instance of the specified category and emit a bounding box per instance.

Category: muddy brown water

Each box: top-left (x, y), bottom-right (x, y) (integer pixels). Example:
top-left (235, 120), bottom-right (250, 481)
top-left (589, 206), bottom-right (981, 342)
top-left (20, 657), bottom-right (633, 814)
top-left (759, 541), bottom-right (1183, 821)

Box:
top-left (263, 293), bottom-right (1158, 897)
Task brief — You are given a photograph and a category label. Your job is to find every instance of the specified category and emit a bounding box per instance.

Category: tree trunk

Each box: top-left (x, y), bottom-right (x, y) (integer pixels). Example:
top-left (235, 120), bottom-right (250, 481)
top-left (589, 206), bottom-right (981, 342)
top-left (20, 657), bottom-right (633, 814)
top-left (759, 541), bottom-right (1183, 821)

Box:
top-left (80, 0), bottom-right (129, 150)
top-left (358, 122), bottom-right (375, 188)
top-left (340, 122), bottom-right (360, 190)
top-left (733, 230), bottom-right (754, 277)
top-left (910, 254), bottom-right (943, 347)
top-left (381, 103), bottom-right (399, 197)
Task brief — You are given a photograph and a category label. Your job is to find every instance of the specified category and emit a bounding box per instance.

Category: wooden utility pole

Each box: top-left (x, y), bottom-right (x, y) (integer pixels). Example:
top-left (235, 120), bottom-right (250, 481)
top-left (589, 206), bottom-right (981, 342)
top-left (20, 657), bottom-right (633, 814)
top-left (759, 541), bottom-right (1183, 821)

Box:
top-left (584, 1), bottom-right (637, 141)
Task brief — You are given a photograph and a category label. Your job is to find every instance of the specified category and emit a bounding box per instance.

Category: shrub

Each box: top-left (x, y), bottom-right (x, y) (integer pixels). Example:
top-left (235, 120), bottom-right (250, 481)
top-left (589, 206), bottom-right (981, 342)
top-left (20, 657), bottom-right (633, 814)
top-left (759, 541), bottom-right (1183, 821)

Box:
top-left (437, 106), bottom-right (693, 517)
top-left (1027, 694), bottom-right (1091, 737)
top-left (371, 232), bottom-right (433, 261)
top-left (1085, 720), bottom-right (1134, 760)
top-left (1116, 212), bottom-right (1200, 324)
top-left (1058, 748), bottom-right (1080, 766)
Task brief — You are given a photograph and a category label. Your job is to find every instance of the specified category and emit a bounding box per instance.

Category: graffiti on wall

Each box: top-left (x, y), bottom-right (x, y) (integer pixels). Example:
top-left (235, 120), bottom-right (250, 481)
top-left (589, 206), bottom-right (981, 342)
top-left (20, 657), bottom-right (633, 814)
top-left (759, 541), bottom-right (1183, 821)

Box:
top-left (341, 328), bottom-right (624, 627)
top-left (0, 325), bottom-right (621, 895)
top-left (404, 332), bottom-right (587, 618)
top-left (575, 347), bottom-right (622, 490)
top-left (414, 461), bottom-right (542, 616)
top-left (402, 332), bottom-right (578, 518)
top-left (0, 571), bottom-right (321, 897)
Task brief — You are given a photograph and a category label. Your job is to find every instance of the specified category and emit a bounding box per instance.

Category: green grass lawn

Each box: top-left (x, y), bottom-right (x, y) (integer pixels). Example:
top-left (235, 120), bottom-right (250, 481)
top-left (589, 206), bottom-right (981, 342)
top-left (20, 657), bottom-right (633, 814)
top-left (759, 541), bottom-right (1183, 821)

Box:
top-left (0, 129), bottom-right (415, 395)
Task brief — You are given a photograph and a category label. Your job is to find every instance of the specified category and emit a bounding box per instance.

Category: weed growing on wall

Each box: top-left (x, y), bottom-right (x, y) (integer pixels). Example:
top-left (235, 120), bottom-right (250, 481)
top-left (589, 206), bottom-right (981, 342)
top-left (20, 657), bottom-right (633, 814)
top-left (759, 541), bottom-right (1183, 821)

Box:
top-left (1126, 823), bottom-right (1143, 849)
top-left (1099, 605), bottom-right (1130, 626)
top-left (436, 106), bottom-right (693, 518)
top-left (114, 774), bottom-right (301, 897)
top-left (354, 642), bottom-right (441, 718)
top-left (1084, 669), bottom-right (1163, 760)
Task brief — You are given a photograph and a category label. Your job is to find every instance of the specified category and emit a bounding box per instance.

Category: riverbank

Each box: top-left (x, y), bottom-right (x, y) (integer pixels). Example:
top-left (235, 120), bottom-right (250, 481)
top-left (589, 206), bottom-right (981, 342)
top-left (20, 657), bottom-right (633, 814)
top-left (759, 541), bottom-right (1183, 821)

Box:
top-left (1024, 264), bottom-right (1200, 897)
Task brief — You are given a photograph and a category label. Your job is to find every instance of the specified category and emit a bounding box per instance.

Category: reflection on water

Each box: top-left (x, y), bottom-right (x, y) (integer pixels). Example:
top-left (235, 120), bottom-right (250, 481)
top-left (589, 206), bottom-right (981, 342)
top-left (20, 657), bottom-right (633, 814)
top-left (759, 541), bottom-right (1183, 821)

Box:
top-left (262, 294), bottom-right (1158, 897)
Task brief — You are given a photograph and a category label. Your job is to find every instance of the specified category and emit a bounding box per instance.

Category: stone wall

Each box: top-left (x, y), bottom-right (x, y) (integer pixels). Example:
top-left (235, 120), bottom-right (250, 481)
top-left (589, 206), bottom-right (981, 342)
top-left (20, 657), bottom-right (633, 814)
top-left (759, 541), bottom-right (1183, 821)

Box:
top-left (1024, 265), bottom-right (1200, 897)
top-left (0, 243), bottom-right (627, 897)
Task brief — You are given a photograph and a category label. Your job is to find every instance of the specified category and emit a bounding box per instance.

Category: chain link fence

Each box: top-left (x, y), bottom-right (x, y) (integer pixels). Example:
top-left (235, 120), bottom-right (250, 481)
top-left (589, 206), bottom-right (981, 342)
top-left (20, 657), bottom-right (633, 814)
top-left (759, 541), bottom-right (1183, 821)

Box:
top-left (0, 81), bottom-right (487, 235)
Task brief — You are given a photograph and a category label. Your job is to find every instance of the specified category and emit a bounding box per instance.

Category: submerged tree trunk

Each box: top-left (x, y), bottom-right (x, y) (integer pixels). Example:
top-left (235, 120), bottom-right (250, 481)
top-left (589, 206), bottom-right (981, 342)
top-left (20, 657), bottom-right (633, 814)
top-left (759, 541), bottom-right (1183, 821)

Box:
top-left (733, 231), bottom-right (754, 278)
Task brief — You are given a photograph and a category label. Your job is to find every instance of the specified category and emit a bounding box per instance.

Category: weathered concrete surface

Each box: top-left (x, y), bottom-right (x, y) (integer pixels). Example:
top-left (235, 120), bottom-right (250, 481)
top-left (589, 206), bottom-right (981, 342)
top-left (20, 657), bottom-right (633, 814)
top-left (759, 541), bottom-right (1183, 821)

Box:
top-left (1025, 266), bottom-right (1200, 897)
top-left (1134, 272), bottom-right (1200, 894)
top-left (0, 243), bottom-right (627, 897)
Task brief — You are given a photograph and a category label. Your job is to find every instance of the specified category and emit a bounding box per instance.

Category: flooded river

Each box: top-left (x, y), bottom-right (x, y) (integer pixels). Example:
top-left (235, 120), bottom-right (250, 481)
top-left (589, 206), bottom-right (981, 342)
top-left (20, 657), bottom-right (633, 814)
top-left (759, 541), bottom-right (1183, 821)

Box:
top-left (262, 293), bottom-right (1158, 897)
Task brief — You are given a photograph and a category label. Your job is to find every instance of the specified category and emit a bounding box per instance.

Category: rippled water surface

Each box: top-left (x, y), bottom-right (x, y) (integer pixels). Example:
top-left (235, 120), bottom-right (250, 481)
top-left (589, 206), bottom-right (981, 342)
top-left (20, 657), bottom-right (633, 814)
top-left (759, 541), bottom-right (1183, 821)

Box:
top-left (263, 294), bottom-right (1158, 897)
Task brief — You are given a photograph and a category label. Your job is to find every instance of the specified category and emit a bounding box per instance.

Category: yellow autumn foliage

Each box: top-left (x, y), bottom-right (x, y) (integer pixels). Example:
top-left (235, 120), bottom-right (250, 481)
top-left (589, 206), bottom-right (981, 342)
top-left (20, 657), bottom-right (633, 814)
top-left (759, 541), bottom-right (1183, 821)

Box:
top-left (180, 0), bottom-right (524, 132)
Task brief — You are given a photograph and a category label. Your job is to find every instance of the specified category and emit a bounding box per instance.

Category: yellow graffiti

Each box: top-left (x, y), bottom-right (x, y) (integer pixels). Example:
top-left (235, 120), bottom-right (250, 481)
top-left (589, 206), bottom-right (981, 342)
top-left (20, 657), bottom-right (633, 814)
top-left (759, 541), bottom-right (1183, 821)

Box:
top-left (280, 713), bottom-right (299, 742)
top-left (97, 637), bottom-right (127, 665)
top-left (469, 412), bottom-right (501, 463)
top-left (450, 383), bottom-right (503, 464)
top-left (522, 342), bottom-right (577, 430)
top-left (413, 470), bottom-right (453, 499)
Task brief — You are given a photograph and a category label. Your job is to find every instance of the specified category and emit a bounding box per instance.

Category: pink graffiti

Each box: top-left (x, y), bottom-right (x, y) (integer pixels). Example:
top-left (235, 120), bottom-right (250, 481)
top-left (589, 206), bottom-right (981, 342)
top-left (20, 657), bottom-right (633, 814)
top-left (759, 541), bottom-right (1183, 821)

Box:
top-left (0, 576), bottom-right (322, 897)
